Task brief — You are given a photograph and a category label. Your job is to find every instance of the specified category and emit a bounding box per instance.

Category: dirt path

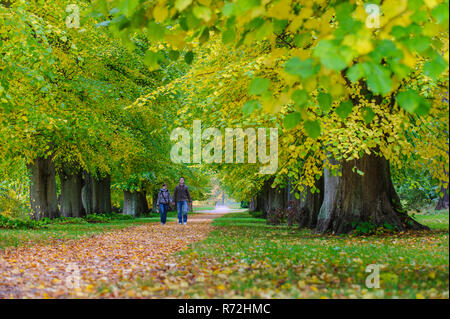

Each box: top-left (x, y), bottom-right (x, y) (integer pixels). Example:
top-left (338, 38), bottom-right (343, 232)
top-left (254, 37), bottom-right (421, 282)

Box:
top-left (0, 209), bottom-right (240, 298)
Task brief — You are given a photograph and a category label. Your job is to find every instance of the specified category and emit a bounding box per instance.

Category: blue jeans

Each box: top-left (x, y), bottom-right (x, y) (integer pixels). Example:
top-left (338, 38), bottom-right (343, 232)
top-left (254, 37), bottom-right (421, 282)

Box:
top-left (177, 201), bottom-right (188, 223)
top-left (159, 204), bottom-right (168, 224)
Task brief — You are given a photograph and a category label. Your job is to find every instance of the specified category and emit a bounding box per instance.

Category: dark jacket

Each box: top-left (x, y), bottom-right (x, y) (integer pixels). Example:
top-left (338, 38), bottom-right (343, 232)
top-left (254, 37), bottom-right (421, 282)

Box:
top-left (157, 188), bottom-right (172, 205)
top-left (173, 184), bottom-right (192, 202)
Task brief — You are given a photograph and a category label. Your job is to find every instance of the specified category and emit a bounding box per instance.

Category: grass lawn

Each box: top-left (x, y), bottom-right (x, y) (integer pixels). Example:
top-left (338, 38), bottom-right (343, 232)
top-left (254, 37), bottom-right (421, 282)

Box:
top-left (123, 210), bottom-right (449, 299)
top-left (0, 212), bottom-right (180, 250)
top-left (193, 206), bottom-right (216, 212)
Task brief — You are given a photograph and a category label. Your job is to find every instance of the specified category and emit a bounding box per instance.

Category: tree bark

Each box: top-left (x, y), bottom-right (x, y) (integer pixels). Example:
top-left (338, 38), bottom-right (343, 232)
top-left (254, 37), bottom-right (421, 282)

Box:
top-left (59, 168), bottom-right (84, 218)
top-left (82, 173), bottom-right (111, 214)
top-left (288, 177), bottom-right (324, 229)
top-left (123, 190), bottom-right (148, 217)
top-left (435, 184), bottom-right (449, 210)
top-left (152, 192), bottom-right (158, 212)
top-left (319, 153), bottom-right (429, 234)
top-left (27, 157), bottom-right (59, 220)
top-left (81, 171), bottom-right (93, 214)
top-left (261, 179), bottom-right (272, 218)
top-left (435, 161), bottom-right (449, 210)
top-left (316, 158), bottom-right (340, 233)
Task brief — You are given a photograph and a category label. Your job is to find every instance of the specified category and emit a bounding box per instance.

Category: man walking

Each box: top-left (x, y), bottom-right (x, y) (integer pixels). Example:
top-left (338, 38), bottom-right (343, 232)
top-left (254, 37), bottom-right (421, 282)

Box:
top-left (173, 177), bottom-right (192, 225)
top-left (157, 183), bottom-right (172, 225)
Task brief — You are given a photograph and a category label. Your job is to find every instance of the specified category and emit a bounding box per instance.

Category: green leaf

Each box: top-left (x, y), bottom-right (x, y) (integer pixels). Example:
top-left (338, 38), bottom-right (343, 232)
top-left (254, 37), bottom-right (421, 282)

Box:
top-left (304, 120), bottom-right (321, 138)
top-left (242, 100), bottom-right (261, 115)
top-left (284, 112), bottom-right (301, 129)
top-left (313, 40), bottom-right (350, 71)
top-left (396, 90), bottom-right (430, 115)
top-left (347, 63), bottom-right (365, 83)
top-left (249, 78), bottom-right (270, 95)
top-left (236, 0), bottom-right (261, 12)
top-left (144, 50), bottom-right (161, 70)
top-left (199, 27), bottom-right (210, 43)
top-left (317, 92), bottom-right (332, 112)
top-left (363, 107), bottom-right (375, 124)
top-left (404, 35), bottom-right (431, 53)
top-left (184, 50), bottom-right (194, 64)
top-left (408, 0), bottom-right (423, 11)
top-left (335, 101), bottom-right (353, 119)
top-left (222, 28), bottom-right (236, 44)
top-left (423, 55), bottom-right (448, 80)
top-left (193, 6), bottom-right (212, 21)
top-left (291, 90), bottom-right (309, 107)
top-left (175, 0), bottom-right (193, 11)
top-left (366, 63), bottom-right (392, 95)
top-left (168, 50), bottom-right (180, 61)
top-left (294, 32), bottom-right (311, 47)
top-left (148, 22), bottom-right (166, 41)
top-left (222, 2), bottom-right (237, 17)
top-left (284, 57), bottom-right (319, 78)
top-left (432, 2), bottom-right (449, 24)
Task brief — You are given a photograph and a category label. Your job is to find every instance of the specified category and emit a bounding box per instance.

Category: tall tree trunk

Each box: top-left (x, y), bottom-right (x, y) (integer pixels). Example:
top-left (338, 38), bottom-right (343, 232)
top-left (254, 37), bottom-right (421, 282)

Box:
top-left (261, 179), bottom-right (272, 218)
top-left (435, 184), bottom-right (449, 210)
top-left (320, 153), bottom-right (429, 234)
top-left (316, 158), bottom-right (340, 233)
top-left (81, 171), bottom-right (93, 214)
top-left (266, 181), bottom-right (288, 225)
top-left (435, 162), bottom-right (449, 210)
top-left (289, 177), bottom-right (324, 229)
top-left (27, 157), bottom-right (59, 220)
top-left (82, 173), bottom-right (111, 214)
top-left (249, 195), bottom-right (260, 213)
top-left (123, 190), bottom-right (148, 216)
top-left (59, 168), bottom-right (84, 218)
top-left (152, 192), bottom-right (158, 212)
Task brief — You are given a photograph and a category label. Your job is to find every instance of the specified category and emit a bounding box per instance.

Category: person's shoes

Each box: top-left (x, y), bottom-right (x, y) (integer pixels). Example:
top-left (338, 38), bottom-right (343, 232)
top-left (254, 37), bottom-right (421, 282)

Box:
top-left (183, 222), bottom-right (187, 225)
top-left (179, 222), bottom-right (182, 224)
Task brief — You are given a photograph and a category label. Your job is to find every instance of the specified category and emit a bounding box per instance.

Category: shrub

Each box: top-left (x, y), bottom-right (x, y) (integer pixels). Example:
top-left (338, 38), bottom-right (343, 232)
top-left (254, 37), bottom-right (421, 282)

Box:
top-left (0, 215), bottom-right (44, 229)
top-left (249, 210), bottom-right (264, 218)
top-left (240, 201), bottom-right (249, 208)
top-left (0, 187), bottom-right (30, 220)
top-left (267, 208), bottom-right (286, 225)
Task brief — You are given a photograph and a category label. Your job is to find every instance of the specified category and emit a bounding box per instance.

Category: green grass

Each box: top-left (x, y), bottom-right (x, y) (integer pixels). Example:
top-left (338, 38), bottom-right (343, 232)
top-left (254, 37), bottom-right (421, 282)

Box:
top-left (135, 210), bottom-right (449, 298)
top-left (193, 206), bottom-right (216, 211)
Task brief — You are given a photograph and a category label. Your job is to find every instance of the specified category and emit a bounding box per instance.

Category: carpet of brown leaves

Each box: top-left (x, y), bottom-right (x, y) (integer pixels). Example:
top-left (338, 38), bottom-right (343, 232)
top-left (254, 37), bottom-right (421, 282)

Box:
top-left (0, 212), bottom-right (224, 298)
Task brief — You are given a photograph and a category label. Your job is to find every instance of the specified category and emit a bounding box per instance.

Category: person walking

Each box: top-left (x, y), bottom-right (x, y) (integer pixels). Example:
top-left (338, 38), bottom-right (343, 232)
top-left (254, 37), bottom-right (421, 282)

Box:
top-left (157, 183), bottom-right (172, 225)
top-left (172, 177), bottom-right (192, 225)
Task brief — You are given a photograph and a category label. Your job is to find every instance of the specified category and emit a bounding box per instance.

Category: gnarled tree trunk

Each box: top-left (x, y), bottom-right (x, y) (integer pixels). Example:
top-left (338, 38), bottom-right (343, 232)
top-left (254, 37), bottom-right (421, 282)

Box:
top-left (59, 168), bottom-right (84, 218)
top-left (320, 153), bottom-right (428, 234)
top-left (435, 185), bottom-right (449, 210)
top-left (435, 163), bottom-right (449, 210)
top-left (82, 173), bottom-right (111, 214)
top-left (27, 157), bottom-right (59, 220)
top-left (152, 192), bottom-right (158, 212)
top-left (261, 179), bottom-right (272, 218)
top-left (123, 190), bottom-right (148, 217)
top-left (289, 177), bottom-right (324, 229)
top-left (316, 158), bottom-right (340, 233)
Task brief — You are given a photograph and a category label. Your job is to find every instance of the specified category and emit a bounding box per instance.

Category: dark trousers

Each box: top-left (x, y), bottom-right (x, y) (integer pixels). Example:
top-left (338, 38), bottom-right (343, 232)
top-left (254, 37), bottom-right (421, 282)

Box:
top-left (159, 204), bottom-right (168, 224)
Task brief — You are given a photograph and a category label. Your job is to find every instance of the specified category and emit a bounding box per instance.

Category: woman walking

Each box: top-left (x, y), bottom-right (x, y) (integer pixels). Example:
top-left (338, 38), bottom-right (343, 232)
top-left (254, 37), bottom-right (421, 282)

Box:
top-left (157, 183), bottom-right (172, 225)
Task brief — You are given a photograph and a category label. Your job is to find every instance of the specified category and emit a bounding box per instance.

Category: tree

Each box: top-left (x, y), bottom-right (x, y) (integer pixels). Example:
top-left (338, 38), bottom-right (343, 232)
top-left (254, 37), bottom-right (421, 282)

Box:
top-left (94, 0), bottom-right (448, 233)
